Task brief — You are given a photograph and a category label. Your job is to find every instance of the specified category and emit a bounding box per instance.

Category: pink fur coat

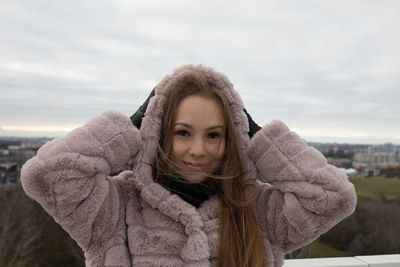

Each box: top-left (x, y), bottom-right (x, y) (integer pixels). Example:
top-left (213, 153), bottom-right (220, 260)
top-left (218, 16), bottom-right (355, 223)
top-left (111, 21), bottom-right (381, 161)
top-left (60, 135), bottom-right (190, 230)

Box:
top-left (21, 65), bottom-right (357, 267)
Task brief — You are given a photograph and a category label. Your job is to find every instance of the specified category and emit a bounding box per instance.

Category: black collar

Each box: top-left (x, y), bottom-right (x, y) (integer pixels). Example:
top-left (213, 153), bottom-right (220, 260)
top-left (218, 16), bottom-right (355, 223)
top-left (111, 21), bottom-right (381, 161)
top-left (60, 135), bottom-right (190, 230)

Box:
top-left (158, 176), bottom-right (220, 208)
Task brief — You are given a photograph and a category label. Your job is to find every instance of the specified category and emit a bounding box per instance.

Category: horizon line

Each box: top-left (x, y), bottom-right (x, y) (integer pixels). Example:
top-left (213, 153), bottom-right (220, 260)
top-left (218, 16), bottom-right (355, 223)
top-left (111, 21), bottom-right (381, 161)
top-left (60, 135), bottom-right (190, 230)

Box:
top-left (1, 133), bottom-right (399, 146)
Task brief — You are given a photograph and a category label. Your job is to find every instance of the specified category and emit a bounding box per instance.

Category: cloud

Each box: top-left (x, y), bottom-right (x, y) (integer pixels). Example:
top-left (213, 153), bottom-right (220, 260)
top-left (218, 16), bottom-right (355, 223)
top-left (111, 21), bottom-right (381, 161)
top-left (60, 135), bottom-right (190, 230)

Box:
top-left (0, 0), bottom-right (399, 143)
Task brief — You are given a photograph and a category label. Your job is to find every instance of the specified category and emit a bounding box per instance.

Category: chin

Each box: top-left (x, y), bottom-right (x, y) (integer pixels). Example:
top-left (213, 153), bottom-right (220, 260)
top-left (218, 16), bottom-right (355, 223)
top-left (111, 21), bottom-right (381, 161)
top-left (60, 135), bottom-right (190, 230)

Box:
top-left (181, 173), bottom-right (207, 183)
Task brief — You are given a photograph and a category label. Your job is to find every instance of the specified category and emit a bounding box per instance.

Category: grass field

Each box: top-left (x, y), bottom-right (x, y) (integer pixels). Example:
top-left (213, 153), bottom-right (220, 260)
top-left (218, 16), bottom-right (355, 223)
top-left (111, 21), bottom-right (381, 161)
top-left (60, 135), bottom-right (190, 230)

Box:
top-left (349, 176), bottom-right (400, 201)
top-left (288, 176), bottom-right (400, 259)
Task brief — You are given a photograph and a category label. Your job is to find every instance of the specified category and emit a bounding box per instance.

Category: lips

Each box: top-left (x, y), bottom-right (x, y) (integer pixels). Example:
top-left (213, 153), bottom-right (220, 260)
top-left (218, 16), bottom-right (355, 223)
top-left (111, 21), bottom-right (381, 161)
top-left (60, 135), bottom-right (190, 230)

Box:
top-left (183, 161), bottom-right (207, 171)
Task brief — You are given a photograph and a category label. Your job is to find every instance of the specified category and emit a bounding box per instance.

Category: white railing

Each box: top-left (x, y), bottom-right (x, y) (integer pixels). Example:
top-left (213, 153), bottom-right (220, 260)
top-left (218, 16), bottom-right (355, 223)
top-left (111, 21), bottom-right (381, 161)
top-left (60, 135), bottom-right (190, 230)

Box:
top-left (283, 254), bottom-right (400, 267)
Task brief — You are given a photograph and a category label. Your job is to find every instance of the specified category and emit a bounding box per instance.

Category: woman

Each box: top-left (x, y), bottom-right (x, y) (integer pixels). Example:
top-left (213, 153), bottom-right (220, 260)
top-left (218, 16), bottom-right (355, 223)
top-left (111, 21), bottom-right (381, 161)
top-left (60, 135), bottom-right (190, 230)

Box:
top-left (21, 65), bottom-right (357, 267)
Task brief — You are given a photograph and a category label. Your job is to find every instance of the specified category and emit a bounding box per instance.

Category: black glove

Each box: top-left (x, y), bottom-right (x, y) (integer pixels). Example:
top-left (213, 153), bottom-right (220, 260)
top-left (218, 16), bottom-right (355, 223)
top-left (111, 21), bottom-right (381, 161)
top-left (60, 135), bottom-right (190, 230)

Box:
top-left (130, 88), bottom-right (261, 138)
top-left (130, 88), bottom-right (155, 129)
top-left (243, 108), bottom-right (261, 138)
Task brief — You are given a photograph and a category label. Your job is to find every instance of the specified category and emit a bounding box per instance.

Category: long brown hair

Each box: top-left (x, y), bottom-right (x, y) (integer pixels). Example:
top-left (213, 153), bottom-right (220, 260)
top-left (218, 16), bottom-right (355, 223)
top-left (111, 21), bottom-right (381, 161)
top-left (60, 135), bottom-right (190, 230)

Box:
top-left (154, 69), bottom-right (266, 267)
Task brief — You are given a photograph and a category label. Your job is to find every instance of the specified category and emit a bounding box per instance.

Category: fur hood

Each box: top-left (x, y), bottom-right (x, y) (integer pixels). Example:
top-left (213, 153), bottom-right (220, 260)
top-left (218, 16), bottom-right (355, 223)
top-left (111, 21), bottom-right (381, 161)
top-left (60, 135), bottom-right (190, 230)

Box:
top-left (132, 64), bottom-right (257, 188)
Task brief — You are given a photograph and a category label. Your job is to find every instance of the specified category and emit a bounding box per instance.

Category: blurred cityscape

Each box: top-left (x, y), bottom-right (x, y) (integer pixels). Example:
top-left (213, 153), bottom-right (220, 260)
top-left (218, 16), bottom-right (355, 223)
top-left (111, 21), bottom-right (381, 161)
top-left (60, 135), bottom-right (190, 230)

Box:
top-left (1, 136), bottom-right (400, 187)
top-left (0, 137), bottom-right (51, 187)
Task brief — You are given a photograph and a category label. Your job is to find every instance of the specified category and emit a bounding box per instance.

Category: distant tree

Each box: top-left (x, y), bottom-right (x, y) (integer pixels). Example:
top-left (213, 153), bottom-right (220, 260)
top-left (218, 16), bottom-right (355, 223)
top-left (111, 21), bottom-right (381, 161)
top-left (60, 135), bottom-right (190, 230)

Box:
top-left (380, 166), bottom-right (400, 178)
top-left (320, 200), bottom-right (400, 255)
top-left (0, 186), bottom-right (84, 267)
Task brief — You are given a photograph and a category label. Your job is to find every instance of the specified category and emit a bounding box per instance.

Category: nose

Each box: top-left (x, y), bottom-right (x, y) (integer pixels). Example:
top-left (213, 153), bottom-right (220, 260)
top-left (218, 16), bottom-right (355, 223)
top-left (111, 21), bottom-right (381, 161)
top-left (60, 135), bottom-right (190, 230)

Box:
top-left (189, 137), bottom-right (206, 157)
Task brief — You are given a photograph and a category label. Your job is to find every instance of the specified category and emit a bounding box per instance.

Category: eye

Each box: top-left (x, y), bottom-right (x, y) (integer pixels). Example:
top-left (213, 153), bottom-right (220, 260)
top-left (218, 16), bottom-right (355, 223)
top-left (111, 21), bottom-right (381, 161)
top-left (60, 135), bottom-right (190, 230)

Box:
top-left (207, 132), bottom-right (221, 139)
top-left (176, 130), bottom-right (189, 137)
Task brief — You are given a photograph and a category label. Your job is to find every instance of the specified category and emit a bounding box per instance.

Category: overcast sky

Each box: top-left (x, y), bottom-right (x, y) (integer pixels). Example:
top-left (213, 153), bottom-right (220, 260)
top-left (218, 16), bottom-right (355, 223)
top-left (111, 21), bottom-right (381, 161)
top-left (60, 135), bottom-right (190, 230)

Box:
top-left (1, 0), bottom-right (399, 144)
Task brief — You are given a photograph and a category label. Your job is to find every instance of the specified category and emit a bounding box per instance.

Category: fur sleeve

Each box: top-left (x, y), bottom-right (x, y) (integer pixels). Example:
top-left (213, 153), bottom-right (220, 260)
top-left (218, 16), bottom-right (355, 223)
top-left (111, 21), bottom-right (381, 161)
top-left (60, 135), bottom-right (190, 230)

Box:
top-left (20, 110), bottom-right (141, 250)
top-left (248, 120), bottom-right (357, 253)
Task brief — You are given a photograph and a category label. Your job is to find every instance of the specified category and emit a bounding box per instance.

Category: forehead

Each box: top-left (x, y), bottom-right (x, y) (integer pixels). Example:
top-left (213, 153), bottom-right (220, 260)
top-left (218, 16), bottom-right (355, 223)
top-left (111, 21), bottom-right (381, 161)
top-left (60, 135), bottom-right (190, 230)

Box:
top-left (174, 94), bottom-right (224, 126)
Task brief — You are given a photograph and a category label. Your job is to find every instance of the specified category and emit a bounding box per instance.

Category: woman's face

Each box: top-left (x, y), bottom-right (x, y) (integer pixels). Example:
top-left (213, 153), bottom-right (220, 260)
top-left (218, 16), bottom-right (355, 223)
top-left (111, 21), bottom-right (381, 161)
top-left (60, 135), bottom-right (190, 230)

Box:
top-left (171, 94), bottom-right (226, 183)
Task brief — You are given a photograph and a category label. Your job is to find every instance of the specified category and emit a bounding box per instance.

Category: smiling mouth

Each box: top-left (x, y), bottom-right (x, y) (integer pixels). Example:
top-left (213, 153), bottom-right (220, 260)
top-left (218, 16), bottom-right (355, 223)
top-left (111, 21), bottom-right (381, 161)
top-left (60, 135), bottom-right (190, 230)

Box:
top-left (183, 161), bottom-right (207, 171)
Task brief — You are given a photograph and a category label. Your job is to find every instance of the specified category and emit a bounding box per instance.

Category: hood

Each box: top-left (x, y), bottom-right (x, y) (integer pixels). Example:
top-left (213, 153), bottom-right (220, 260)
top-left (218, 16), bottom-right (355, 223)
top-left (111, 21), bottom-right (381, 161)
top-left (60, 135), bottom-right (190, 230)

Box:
top-left (134, 64), bottom-right (257, 186)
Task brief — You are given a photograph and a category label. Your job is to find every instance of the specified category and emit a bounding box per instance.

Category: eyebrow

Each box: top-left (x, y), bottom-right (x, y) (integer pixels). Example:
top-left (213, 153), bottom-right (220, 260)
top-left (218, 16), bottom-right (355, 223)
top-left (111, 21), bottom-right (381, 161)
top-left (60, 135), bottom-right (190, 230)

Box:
top-left (174, 122), bottom-right (224, 131)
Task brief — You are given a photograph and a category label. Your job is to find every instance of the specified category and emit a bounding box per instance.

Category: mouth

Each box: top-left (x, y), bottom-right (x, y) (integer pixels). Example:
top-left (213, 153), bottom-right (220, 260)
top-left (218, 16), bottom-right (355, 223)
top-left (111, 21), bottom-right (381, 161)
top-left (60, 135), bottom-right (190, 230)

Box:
top-left (183, 161), bottom-right (207, 171)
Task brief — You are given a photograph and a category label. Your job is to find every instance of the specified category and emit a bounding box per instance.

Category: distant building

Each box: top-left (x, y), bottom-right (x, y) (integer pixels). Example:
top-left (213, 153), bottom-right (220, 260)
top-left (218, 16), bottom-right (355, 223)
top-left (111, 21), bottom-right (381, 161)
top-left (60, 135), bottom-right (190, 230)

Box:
top-left (353, 152), bottom-right (400, 168)
top-left (362, 169), bottom-right (380, 177)
top-left (0, 149), bottom-right (10, 156)
top-left (20, 141), bottom-right (46, 150)
top-left (327, 158), bottom-right (352, 168)
top-left (6, 176), bottom-right (16, 184)
top-left (353, 147), bottom-right (369, 154)
top-left (353, 143), bottom-right (400, 177)
top-left (367, 143), bottom-right (397, 154)
top-left (0, 162), bottom-right (17, 170)
top-left (340, 168), bottom-right (358, 176)
top-left (8, 145), bottom-right (21, 150)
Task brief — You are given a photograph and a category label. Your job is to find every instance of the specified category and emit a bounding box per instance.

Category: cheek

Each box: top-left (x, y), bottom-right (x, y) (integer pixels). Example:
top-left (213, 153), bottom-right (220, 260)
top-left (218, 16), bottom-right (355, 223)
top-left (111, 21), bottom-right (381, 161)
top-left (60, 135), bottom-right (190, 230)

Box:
top-left (172, 139), bottom-right (185, 158)
top-left (214, 140), bottom-right (226, 161)
top-left (207, 142), bottom-right (225, 174)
